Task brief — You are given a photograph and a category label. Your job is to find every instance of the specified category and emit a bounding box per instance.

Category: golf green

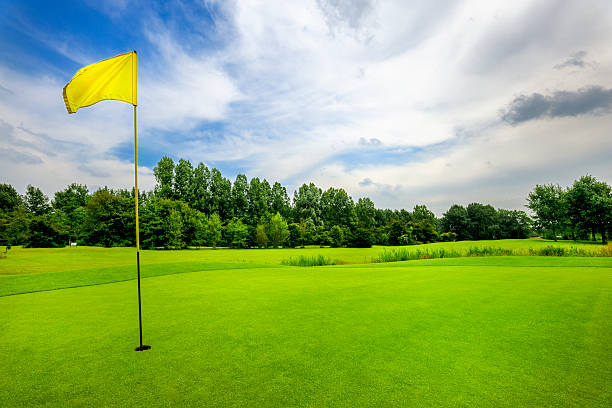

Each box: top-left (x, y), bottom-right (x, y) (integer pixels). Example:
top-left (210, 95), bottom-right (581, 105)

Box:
top-left (1, 247), bottom-right (611, 406)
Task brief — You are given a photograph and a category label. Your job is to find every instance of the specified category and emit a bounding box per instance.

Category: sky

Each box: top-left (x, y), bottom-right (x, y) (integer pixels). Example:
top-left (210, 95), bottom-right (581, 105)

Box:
top-left (1, 0), bottom-right (611, 215)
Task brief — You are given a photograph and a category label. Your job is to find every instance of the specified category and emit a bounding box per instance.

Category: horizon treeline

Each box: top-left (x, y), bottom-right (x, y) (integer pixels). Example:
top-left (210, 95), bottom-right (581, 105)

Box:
top-left (0, 156), bottom-right (610, 248)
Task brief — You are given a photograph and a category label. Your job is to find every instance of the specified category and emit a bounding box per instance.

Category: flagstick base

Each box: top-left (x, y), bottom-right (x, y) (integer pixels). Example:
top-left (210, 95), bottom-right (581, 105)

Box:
top-left (135, 345), bottom-right (151, 351)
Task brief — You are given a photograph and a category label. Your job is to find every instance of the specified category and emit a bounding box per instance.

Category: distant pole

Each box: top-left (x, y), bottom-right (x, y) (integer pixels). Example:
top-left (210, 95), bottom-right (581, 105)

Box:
top-left (133, 104), bottom-right (150, 352)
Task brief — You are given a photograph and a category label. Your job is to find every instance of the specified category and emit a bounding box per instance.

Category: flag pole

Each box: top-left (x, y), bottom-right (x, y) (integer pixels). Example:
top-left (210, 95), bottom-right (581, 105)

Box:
top-left (133, 103), bottom-right (150, 352)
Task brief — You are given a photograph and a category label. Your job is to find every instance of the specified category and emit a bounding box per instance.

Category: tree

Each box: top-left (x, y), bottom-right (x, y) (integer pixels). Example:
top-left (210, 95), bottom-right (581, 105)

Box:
top-left (387, 219), bottom-right (408, 245)
top-left (192, 162), bottom-right (211, 213)
top-left (255, 223), bottom-right (269, 248)
top-left (209, 169), bottom-right (232, 220)
top-left (173, 158), bottom-right (193, 203)
top-left (527, 185), bottom-right (566, 241)
top-left (329, 225), bottom-right (346, 247)
top-left (207, 212), bottom-right (223, 249)
top-left (355, 197), bottom-right (376, 229)
top-left (270, 182), bottom-right (291, 220)
top-left (0, 184), bottom-right (23, 214)
top-left (441, 205), bottom-right (470, 240)
top-left (24, 185), bottom-right (51, 216)
top-left (293, 183), bottom-right (322, 225)
top-left (466, 203), bottom-right (498, 240)
top-left (231, 174), bottom-right (249, 220)
top-left (53, 183), bottom-right (89, 242)
top-left (27, 212), bottom-right (69, 248)
top-left (566, 175), bottom-right (612, 244)
top-left (84, 189), bottom-right (134, 247)
top-left (321, 187), bottom-right (355, 228)
top-left (53, 183), bottom-right (89, 214)
top-left (226, 218), bottom-right (249, 248)
top-left (153, 156), bottom-right (175, 199)
top-left (348, 226), bottom-right (374, 248)
top-left (0, 205), bottom-right (30, 245)
top-left (412, 205), bottom-right (436, 224)
top-left (497, 209), bottom-right (531, 239)
top-left (267, 212), bottom-right (290, 248)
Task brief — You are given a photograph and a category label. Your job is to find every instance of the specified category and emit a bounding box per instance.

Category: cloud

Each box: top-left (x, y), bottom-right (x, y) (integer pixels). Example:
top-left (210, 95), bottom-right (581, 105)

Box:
top-left (554, 50), bottom-right (589, 69)
top-left (78, 164), bottom-right (112, 178)
top-left (0, 148), bottom-right (43, 164)
top-left (358, 177), bottom-right (373, 186)
top-left (358, 137), bottom-right (382, 147)
top-left (502, 86), bottom-right (612, 125)
top-left (2, 0), bottom-right (612, 211)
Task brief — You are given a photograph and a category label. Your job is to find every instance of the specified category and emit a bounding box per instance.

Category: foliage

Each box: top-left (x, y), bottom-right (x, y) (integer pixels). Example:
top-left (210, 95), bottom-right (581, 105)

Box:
top-left (206, 213), bottom-right (223, 249)
top-left (7, 154), bottom-right (612, 251)
top-left (226, 218), bottom-right (249, 249)
top-left (255, 223), bottom-right (269, 248)
top-left (267, 212), bottom-right (290, 248)
top-left (26, 212), bottom-right (69, 248)
top-left (527, 184), bottom-right (566, 241)
top-left (24, 185), bottom-right (51, 216)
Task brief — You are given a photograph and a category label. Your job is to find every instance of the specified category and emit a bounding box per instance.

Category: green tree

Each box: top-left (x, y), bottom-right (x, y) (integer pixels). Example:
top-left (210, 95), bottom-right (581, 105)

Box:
top-left (566, 175), bottom-right (612, 244)
top-left (226, 218), bottom-right (249, 248)
top-left (321, 187), bottom-right (355, 228)
top-left (255, 223), bottom-right (269, 248)
top-left (231, 174), bottom-right (249, 220)
top-left (267, 212), bottom-right (289, 248)
top-left (0, 206), bottom-right (30, 245)
top-left (270, 182), bottom-right (291, 220)
top-left (293, 183), bottom-right (322, 225)
top-left (497, 209), bottom-right (531, 239)
top-left (192, 162), bottom-right (211, 213)
top-left (209, 169), bottom-right (232, 220)
top-left (355, 197), bottom-right (376, 229)
top-left (27, 211), bottom-right (69, 248)
top-left (207, 212), bottom-right (223, 249)
top-left (247, 177), bottom-right (269, 225)
top-left (153, 156), bottom-right (175, 199)
top-left (165, 208), bottom-right (184, 249)
top-left (329, 225), bottom-right (346, 247)
top-left (53, 183), bottom-right (89, 242)
top-left (84, 189), bottom-right (134, 247)
top-left (441, 204), bottom-right (470, 240)
top-left (527, 185), bottom-right (566, 241)
top-left (24, 185), bottom-right (51, 216)
top-left (0, 184), bottom-right (23, 214)
top-left (173, 158), bottom-right (194, 203)
top-left (466, 203), bottom-right (498, 240)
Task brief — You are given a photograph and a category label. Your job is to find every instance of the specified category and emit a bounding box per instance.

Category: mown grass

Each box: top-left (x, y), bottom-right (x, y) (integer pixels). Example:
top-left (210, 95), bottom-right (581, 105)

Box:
top-left (1, 254), bottom-right (610, 407)
top-left (0, 239), bottom-right (606, 275)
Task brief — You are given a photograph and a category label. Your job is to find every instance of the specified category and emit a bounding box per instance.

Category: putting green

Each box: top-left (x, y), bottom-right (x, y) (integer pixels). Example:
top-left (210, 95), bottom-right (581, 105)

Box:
top-left (1, 251), bottom-right (610, 406)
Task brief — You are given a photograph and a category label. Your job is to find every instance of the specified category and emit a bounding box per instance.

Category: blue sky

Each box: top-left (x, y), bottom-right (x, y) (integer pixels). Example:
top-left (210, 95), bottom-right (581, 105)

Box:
top-left (1, 0), bottom-right (612, 214)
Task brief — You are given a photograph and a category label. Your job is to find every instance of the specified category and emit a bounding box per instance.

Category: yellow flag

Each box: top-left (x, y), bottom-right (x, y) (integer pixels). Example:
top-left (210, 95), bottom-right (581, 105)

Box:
top-left (63, 51), bottom-right (137, 114)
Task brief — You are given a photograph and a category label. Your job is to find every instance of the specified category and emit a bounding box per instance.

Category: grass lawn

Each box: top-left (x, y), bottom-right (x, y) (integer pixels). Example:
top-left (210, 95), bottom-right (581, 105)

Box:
top-left (1, 241), bottom-right (611, 406)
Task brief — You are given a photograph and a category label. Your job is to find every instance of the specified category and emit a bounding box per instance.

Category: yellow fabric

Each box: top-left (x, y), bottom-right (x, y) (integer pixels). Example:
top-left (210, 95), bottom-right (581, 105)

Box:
top-left (63, 51), bottom-right (137, 114)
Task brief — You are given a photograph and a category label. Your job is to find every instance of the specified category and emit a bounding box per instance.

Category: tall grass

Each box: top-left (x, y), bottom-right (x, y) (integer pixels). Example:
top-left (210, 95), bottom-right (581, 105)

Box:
top-left (373, 244), bottom-right (612, 264)
top-left (281, 255), bottom-right (337, 267)
top-left (374, 248), bottom-right (463, 263)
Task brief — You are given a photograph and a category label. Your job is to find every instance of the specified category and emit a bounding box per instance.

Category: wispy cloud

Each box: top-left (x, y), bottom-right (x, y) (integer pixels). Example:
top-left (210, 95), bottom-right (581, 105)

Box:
top-left (554, 50), bottom-right (589, 70)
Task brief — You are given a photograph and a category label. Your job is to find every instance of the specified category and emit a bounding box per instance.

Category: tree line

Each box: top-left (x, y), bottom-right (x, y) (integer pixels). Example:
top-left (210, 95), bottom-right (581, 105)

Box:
top-left (1, 156), bottom-right (609, 248)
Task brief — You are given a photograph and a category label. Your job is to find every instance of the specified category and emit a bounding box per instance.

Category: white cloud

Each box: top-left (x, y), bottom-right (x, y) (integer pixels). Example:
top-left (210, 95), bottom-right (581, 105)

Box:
top-left (1, 0), bottom-right (612, 211)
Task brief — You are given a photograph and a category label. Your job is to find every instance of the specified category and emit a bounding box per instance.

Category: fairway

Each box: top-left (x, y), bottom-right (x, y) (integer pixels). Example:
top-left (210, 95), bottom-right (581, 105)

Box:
top-left (1, 246), bottom-right (611, 406)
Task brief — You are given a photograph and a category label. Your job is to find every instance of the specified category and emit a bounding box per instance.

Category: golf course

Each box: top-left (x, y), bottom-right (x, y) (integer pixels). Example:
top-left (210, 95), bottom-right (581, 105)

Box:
top-left (1, 239), bottom-right (611, 407)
